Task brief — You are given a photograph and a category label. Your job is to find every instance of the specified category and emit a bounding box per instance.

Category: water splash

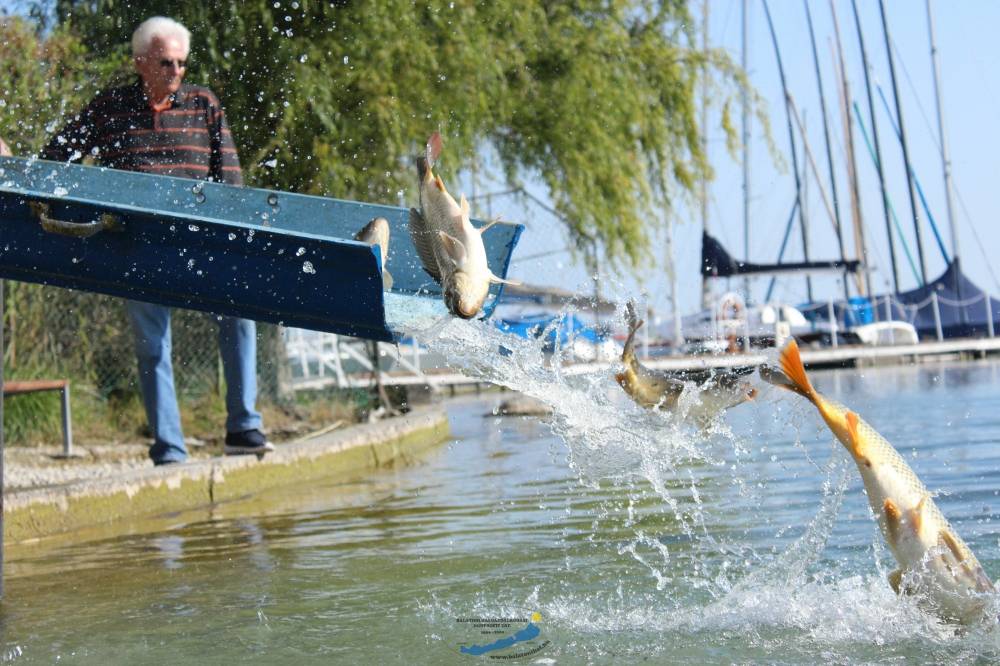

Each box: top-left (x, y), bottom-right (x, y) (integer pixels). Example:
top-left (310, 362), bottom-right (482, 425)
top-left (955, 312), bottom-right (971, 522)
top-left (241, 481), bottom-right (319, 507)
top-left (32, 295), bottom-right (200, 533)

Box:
top-left (402, 311), bottom-right (1000, 655)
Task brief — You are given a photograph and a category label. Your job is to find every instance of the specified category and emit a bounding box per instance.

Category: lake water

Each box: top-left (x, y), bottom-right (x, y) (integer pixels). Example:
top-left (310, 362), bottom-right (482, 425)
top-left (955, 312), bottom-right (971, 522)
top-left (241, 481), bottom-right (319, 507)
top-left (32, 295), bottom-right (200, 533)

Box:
top-left (4, 318), bottom-right (1000, 664)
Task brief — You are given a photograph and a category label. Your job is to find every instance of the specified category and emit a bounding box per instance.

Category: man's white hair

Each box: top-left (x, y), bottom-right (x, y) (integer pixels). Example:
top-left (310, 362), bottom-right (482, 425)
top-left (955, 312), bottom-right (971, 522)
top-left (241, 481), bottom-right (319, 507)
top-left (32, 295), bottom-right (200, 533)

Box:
top-left (132, 16), bottom-right (191, 57)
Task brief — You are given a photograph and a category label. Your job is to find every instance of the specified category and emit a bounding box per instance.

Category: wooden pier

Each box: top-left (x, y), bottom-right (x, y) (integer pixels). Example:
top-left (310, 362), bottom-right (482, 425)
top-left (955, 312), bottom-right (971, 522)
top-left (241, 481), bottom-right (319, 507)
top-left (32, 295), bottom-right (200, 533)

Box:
top-left (285, 331), bottom-right (1000, 393)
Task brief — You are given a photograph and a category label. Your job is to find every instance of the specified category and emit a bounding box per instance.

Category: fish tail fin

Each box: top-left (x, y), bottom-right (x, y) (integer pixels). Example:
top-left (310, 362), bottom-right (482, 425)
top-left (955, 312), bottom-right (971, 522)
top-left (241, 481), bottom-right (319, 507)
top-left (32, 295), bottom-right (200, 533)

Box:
top-left (426, 131), bottom-right (443, 165)
top-left (778, 339), bottom-right (816, 401)
top-left (761, 339), bottom-right (816, 403)
top-left (621, 301), bottom-right (643, 364)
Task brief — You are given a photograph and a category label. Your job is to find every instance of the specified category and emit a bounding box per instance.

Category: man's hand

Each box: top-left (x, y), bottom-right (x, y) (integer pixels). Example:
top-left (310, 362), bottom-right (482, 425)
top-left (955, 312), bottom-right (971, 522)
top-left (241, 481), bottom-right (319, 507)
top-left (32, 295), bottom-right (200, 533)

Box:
top-left (0, 138), bottom-right (11, 157)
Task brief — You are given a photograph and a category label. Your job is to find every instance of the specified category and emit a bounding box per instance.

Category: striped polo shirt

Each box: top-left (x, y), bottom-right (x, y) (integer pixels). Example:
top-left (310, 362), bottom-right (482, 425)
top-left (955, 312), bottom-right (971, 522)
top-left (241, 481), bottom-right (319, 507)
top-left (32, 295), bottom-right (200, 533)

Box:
top-left (41, 79), bottom-right (243, 186)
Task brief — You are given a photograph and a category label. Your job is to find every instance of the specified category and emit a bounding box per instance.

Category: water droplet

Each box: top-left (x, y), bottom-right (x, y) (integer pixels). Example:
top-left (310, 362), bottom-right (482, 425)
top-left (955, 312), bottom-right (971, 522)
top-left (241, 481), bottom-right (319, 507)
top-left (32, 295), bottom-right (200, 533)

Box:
top-left (267, 193), bottom-right (278, 206)
top-left (228, 232), bottom-right (237, 241)
top-left (53, 186), bottom-right (68, 197)
top-left (302, 261), bottom-right (316, 274)
top-left (188, 224), bottom-right (200, 232)
top-left (295, 247), bottom-right (306, 256)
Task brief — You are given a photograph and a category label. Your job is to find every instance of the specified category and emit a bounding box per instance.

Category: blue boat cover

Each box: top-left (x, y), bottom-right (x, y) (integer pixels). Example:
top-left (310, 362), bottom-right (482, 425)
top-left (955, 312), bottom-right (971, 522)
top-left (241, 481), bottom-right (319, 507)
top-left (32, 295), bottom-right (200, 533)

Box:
top-left (801, 261), bottom-right (1000, 338)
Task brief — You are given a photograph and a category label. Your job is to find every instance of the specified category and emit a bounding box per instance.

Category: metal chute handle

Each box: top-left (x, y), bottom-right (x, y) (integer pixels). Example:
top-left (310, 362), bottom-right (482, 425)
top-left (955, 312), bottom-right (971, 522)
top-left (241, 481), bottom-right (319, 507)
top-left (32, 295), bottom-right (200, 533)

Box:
top-left (29, 201), bottom-right (120, 238)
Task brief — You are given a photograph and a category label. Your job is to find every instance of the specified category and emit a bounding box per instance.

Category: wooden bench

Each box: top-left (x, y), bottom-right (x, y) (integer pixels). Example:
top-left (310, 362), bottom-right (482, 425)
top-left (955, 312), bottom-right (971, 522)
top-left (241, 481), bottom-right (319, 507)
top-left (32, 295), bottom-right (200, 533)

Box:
top-left (4, 379), bottom-right (75, 457)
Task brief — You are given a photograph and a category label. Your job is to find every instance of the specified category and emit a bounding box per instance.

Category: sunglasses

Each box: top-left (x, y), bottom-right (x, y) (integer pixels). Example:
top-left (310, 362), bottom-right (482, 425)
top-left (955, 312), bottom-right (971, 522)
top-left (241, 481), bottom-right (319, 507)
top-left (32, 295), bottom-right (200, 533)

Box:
top-left (158, 59), bottom-right (187, 69)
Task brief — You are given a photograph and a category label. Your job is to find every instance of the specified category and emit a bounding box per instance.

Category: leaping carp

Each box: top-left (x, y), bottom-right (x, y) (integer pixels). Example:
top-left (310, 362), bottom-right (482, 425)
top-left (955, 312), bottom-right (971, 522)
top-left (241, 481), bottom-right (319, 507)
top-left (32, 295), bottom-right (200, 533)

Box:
top-left (762, 339), bottom-right (995, 625)
top-left (616, 301), bottom-right (757, 423)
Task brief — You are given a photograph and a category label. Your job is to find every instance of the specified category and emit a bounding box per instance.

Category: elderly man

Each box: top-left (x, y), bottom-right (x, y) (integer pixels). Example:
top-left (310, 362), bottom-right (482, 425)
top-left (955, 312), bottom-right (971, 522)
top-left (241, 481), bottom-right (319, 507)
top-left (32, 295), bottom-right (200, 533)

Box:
top-left (41, 16), bottom-right (273, 465)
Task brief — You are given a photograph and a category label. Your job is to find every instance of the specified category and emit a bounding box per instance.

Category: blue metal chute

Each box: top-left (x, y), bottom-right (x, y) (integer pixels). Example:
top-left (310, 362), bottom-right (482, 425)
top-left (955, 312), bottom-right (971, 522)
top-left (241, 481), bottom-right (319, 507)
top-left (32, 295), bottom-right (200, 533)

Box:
top-left (0, 157), bottom-right (523, 341)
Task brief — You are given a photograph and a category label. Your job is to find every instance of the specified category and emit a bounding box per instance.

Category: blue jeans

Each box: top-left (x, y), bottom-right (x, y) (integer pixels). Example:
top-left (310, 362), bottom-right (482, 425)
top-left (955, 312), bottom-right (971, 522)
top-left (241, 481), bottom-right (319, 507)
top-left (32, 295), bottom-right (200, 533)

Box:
top-left (126, 301), bottom-right (263, 464)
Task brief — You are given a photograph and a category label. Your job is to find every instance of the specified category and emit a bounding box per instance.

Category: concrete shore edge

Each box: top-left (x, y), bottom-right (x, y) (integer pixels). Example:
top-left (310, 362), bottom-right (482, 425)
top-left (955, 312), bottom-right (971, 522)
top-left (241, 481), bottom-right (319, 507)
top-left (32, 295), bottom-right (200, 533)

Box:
top-left (5, 407), bottom-right (451, 545)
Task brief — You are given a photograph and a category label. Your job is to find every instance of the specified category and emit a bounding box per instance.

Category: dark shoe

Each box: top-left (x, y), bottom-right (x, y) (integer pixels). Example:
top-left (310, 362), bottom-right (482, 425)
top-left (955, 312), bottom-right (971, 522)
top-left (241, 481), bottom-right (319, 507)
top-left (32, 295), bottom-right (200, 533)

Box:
top-left (224, 429), bottom-right (276, 456)
top-left (153, 458), bottom-right (186, 467)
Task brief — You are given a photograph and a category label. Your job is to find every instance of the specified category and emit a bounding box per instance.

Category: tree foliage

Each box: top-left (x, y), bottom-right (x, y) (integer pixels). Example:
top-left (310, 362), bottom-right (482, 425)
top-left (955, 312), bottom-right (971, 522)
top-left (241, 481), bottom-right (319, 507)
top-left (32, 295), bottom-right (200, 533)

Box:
top-left (35, 0), bottom-right (748, 271)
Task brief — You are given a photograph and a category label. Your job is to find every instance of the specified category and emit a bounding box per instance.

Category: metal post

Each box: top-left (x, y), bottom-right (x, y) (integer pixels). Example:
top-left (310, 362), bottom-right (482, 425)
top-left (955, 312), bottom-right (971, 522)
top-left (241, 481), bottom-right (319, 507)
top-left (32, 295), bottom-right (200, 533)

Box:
top-left (932, 292), bottom-right (943, 341)
top-left (986, 294), bottom-right (994, 338)
top-left (61, 385), bottom-right (72, 458)
top-left (828, 299), bottom-right (839, 348)
top-left (884, 293), bottom-right (891, 322)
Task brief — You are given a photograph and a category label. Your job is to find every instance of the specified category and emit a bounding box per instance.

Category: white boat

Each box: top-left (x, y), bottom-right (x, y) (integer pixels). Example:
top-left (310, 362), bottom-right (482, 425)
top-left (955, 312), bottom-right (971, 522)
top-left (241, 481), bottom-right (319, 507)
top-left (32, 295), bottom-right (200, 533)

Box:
top-left (852, 321), bottom-right (919, 346)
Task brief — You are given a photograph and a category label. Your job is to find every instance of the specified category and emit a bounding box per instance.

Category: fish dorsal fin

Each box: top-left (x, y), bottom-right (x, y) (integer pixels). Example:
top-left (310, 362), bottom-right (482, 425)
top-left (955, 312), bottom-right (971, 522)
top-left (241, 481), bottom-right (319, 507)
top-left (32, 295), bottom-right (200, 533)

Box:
top-left (407, 207), bottom-right (442, 283)
top-left (459, 193), bottom-right (470, 218)
top-left (426, 131), bottom-right (443, 167)
top-left (438, 230), bottom-right (466, 269)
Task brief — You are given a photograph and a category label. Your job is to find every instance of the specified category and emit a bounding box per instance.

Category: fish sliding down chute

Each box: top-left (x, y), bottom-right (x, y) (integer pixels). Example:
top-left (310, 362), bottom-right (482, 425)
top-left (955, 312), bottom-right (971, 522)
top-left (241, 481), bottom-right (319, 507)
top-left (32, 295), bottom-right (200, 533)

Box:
top-left (762, 340), bottom-right (995, 625)
top-left (409, 132), bottom-right (519, 319)
top-left (0, 156), bottom-right (523, 341)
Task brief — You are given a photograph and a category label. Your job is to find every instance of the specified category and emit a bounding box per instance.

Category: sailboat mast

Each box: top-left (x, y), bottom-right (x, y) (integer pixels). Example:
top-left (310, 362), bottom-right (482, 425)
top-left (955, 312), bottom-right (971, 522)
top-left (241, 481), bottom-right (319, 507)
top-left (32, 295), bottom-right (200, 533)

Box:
top-left (742, 0), bottom-right (751, 304)
top-left (924, 0), bottom-right (964, 323)
top-left (830, 0), bottom-right (872, 298)
top-left (879, 0), bottom-right (928, 285)
top-left (925, 0), bottom-right (959, 261)
top-left (805, 0), bottom-right (851, 302)
top-left (762, 0), bottom-right (813, 302)
top-left (700, 0), bottom-right (712, 311)
top-left (851, 0), bottom-right (900, 294)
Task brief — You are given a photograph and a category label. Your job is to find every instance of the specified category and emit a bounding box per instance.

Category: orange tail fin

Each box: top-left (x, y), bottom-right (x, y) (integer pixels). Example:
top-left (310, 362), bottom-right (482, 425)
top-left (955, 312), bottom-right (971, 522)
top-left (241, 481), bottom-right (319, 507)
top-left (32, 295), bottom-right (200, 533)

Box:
top-left (777, 339), bottom-right (816, 402)
top-left (426, 131), bottom-right (443, 165)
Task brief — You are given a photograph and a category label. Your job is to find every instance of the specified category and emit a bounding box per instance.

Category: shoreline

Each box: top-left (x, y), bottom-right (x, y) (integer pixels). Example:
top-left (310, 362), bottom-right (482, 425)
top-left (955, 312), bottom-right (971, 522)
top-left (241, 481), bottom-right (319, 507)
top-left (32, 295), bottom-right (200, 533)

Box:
top-left (4, 406), bottom-right (450, 547)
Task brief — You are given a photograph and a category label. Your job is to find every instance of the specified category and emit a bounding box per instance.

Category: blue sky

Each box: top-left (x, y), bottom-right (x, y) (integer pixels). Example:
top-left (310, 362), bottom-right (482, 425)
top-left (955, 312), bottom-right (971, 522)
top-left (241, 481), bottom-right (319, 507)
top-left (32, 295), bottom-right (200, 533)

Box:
top-left (493, 0), bottom-right (1000, 321)
top-left (697, 0), bottom-right (1000, 311)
